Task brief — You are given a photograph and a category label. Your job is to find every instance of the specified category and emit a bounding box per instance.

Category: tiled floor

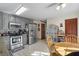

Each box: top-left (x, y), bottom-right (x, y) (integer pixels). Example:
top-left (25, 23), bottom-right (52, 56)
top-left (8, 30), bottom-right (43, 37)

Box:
top-left (13, 40), bottom-right (49, 56)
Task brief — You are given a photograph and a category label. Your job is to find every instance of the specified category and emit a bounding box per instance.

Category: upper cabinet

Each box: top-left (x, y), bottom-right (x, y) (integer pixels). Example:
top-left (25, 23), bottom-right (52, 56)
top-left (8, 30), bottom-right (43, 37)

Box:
top-left (0, 12), bottom-right (3, 30)
top-left (15, 17), bottom-right (25, 28)
top-left (9, 15), bottom-right (16, 23)
top-left (0, 12), bottom-right (33, 31)
top-left (3, 13), bottom-right (16, 30)
top-left (15, 16), bottom-right (33, 29)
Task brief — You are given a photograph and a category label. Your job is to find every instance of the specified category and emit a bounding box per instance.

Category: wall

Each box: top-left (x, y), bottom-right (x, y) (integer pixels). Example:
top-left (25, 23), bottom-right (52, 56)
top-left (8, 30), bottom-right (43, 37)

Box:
top-left (47, 11), bottom-right (79, 43)
top-left (33, 20), bottom-right (46, 40)
top-left (33, 20), bottom-right (41, 39)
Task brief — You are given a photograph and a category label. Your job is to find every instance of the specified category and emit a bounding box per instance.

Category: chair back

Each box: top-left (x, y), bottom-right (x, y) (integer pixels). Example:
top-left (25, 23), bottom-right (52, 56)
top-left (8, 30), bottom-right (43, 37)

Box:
top-left (64, 34), bottom-right (77, 43)
top-left (47, 35), bottom-right (53, 49)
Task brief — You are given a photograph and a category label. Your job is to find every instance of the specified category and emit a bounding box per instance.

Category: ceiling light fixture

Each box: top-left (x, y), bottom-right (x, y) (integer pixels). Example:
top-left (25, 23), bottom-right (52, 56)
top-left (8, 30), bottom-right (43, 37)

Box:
top-left (61, 3), bottom-right (66, 8)
top-left (56, 6), bottom-right (60, 10)
top-left (56, 3), bottom-right (66, 10)
top-left (16, 6), bottom-right (27, 15)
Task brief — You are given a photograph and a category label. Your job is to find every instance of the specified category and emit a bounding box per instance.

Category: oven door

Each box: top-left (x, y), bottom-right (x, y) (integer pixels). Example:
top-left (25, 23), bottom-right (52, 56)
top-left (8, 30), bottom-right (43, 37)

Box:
top-left (10, 36), bottom-right (22, 46)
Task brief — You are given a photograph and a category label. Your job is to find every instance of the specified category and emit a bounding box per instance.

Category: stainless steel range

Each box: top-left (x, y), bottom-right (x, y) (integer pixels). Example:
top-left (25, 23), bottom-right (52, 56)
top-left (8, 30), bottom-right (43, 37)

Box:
top-left (7, 22), bottom-right (26, 53)
top-left (10, 35), bottom-right (23, 52)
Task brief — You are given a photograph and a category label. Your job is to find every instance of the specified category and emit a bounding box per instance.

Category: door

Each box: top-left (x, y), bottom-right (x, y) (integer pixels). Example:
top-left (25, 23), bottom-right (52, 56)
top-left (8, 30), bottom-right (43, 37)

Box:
top-left (65, 18), bottom-right (77, 43)
top-left (41, 23), bottom-right (46, 39)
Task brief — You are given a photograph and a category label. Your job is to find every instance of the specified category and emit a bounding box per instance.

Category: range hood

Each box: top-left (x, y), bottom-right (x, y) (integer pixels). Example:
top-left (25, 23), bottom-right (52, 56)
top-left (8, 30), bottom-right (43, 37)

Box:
top-left (8, 22), bottom-right (22, 30)
top-left (10, 23), bottom-right (21, 26)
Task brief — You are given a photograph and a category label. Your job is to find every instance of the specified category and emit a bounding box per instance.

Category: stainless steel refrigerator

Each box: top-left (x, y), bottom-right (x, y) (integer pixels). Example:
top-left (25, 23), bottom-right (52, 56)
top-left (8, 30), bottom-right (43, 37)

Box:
top-left (28, 23), bottom-right (37, 44)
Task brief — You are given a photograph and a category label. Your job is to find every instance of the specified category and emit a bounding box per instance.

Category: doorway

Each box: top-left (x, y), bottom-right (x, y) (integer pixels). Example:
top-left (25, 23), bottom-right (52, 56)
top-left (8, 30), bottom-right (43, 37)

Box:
top-left (41, 23), bottom-right (46, 39)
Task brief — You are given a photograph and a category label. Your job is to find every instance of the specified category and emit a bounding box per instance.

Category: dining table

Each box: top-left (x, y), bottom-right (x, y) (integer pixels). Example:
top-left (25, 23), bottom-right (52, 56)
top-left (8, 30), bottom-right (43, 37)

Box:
top-left (51, 42), bottom-right (79, 56)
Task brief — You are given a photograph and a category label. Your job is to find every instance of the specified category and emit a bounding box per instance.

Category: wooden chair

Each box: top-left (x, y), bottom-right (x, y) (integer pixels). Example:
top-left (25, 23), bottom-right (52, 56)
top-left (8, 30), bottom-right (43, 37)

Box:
top-left (47, 35), bottom-right (53, 48)
top-left (47, 35), bottom-right (61, 56)
top-left (64, 34), bottom-right (77, 43)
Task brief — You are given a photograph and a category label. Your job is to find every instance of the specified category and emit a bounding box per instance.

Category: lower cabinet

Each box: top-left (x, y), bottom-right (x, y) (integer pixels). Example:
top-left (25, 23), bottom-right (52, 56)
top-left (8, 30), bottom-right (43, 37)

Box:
top-left (22, 34), bottom-right (27, 45)
top-left (0, 37), bottom-right (10, 56)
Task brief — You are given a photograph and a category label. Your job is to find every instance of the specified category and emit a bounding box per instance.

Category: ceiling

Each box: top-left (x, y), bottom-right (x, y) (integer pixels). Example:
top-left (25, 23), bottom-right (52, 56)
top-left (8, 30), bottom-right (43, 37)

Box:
top-left (0, 3), bottom-right (79, 20)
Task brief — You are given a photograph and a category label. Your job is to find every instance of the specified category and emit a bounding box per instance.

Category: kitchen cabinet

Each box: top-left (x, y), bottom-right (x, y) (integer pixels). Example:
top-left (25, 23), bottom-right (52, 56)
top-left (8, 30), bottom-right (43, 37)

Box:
top-left (3, 13), bottom-right (11, 30)
top-left (9, 15), bottom-right (16, 23)
top-left (22, 34), bottom-right (27, 45)
top-left (3, 13), bottom-right (16, 31)
top-left (0, 11), bottom-right (34, 56)
top-left (0, 37), bottom-right (10, 56)
top-left (15, 17), bottom-right (25, 29)
top-left (0, 12), bottom-right (3, 30)
top-left (0, 12), bottom-right (33, 31)
top-left (15, 16), bottom-right (33, 29)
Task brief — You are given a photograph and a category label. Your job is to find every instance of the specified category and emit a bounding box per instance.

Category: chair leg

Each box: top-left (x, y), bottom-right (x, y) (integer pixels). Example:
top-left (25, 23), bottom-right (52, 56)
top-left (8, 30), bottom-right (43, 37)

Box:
top-left (50, 52), bottom-right (61, 56)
